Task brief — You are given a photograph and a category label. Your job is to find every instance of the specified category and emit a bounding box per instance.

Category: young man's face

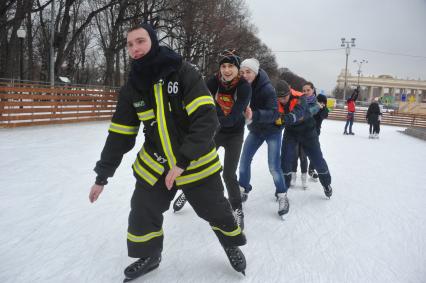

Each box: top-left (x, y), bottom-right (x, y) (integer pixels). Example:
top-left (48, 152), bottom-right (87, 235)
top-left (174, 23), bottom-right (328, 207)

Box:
top-left (239, 67), bottom-right (257, 84)
top-left (278, 96), bottom-right (290, 105)
top-left (220, 63), bottom-right (239, 82)
top-left (127, 28), bottom-right (152, 60)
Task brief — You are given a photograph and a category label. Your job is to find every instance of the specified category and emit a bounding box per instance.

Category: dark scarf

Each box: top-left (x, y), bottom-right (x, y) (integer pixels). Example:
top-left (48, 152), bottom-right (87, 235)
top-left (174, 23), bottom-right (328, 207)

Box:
top-left (128, 24), bottom-right (182, 93)
top-left (217, 73), bottom-right (240, 92)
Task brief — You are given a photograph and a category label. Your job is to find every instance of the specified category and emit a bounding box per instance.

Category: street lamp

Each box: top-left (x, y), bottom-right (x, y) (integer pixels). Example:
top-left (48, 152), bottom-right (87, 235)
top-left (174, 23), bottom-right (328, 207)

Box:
top-left (17, 27), bottom-right (26, 82)
top-left (353, 59), bottom-right (368, 86)
top-left (340, 37), bottom-right (356, 100)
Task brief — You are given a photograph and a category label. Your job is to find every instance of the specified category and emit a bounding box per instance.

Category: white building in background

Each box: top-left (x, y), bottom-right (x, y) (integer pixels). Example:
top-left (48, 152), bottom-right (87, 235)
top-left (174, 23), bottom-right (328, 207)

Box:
top-left (336, 70), bottom-right (426, 103)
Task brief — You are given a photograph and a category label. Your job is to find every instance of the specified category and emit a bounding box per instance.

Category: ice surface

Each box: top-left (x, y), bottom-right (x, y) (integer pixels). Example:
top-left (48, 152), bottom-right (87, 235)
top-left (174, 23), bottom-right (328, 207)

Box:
top-left (1, 120), bottom-right (425, 283)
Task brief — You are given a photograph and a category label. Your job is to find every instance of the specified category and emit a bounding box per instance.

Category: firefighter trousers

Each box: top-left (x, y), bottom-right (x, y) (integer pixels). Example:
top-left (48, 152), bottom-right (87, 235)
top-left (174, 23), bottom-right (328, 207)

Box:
top-left (127, 172), bottom-right (246, 258)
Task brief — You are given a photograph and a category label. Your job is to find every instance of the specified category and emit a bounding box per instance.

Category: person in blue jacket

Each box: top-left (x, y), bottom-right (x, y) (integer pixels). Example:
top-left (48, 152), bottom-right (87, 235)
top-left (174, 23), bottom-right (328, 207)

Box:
top-left (238, 58), bottom-right (289, 218)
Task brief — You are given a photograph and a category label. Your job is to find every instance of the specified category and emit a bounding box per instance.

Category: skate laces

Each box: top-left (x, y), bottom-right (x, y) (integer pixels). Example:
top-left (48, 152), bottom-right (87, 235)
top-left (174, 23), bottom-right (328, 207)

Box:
top-left (126, 257), bottom-right (149, 273)
top-left (175, 193), bottom-right (186, 207)
top-left (225, 247), bottom-right (244, 264)
top-left (234, 208), bottom-right (243, 226)
top-left (278, 194), bottom-right (289, 210)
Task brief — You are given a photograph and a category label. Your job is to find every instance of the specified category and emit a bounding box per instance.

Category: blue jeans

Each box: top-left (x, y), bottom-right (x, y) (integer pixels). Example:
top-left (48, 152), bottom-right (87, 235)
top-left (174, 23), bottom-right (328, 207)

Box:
top-left (344, 112), bottom-right (354, 133)
top-left (239, 131), bottom-right (287, 194)
top-left (281, 132), bottom-right (331, 188)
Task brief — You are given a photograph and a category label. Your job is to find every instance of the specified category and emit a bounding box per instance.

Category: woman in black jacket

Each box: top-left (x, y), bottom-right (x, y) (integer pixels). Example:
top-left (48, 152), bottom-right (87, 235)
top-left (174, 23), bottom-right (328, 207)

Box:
top-left (366, 97), bottom-right (382, 139)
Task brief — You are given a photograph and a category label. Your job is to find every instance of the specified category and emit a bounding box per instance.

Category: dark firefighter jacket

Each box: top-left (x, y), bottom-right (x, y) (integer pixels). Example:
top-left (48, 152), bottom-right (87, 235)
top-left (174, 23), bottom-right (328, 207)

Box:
top-left (94, 61), bottom-right (221, 188)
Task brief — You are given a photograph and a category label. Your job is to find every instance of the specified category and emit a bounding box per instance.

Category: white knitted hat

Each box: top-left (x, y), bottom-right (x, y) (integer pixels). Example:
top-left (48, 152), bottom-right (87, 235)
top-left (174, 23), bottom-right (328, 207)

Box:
top-left (240, 58), bottom-right (260, 75)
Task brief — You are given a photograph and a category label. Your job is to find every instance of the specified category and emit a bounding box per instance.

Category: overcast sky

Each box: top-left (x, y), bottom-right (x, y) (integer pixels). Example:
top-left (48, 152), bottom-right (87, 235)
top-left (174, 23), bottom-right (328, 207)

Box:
top-left (245, 0), bottom-right (426, 92)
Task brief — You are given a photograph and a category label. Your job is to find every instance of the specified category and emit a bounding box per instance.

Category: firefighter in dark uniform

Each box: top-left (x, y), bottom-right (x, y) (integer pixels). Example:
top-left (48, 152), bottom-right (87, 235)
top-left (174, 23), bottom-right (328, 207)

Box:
top-left (88, 23), bottom-right (246, 281)
top-left (275, 80), bottom-right (333, 199)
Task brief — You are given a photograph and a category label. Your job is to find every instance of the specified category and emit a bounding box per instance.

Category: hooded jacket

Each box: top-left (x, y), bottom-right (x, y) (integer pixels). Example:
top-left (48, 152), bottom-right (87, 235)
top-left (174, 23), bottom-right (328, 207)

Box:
top-left (247, 69), bottom-right (281, 135)
top-left (366, 101), bottom-right (381, 124)
top-left (94, 54), bottom-right (221, 189)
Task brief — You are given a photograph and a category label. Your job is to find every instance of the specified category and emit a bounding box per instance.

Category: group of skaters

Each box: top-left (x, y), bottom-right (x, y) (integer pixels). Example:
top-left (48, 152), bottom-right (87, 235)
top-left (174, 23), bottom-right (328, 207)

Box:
top-left (343, 87), bottom-right (383, 139)
top-left (88, 23), bottom-right (332, 282)
top-left (173, 53), bottom-right (333, 217)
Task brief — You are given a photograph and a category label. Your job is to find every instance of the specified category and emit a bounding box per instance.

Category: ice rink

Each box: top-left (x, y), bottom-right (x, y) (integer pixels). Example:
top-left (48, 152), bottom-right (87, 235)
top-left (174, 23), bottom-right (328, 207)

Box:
top-left (1, 120), bottom-right (425, 283)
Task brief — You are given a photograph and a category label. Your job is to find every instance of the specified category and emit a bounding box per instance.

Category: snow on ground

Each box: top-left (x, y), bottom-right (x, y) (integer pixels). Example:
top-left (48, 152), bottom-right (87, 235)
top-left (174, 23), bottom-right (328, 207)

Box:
top-left (0, 120), bottom-right (425, 283)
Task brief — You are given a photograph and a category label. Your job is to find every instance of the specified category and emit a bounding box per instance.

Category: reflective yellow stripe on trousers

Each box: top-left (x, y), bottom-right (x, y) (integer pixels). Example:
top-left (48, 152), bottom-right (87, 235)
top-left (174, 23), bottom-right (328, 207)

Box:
top-left (154, 83), bottom-right (176, 169)
top-left (211, 226), bottom-right (242, 237)
top-left (127, 229), bottom-right (164, 243)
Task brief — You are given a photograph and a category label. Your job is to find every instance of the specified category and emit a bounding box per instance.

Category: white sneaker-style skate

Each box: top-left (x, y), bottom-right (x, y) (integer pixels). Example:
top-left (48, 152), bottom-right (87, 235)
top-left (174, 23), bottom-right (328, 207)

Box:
top-left (301, 173), bottom-right (308, 189)
top-left (290, 172), bottom-right (297, 187)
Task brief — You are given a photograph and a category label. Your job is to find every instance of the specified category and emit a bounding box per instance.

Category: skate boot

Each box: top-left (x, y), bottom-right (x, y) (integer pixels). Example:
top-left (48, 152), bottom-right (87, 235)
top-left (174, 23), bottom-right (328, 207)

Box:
top-left (349, 132), bottom-right (355, 135)
top-left (308, 170), bottom-right (318, 182)
top-left (173, 192), bottom-right (187, 212)
top-left (374, 133), bottom-right (379, 139)
top-left (369, 133), bottom-right (373, 139)
top-left (223, 246), bottom-right (246, 275)
top-left (323, 185), bottom-right (333, 198)
top-left (301, 173), bottom-right (308, 189)
top-left (123, 253), bottom-right (161, 282)
top-left (234, 208), bottom-right (245, 230)
top-left (290, 172), bottom-right (297, 187)
top-left (240, 186), bottom-right (249, 203)
top-left (277, 193), bottom-right (289, 217)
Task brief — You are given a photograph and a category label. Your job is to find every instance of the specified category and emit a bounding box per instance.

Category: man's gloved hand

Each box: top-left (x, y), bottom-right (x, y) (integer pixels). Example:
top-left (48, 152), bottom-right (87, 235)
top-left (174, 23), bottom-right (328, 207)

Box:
top-left (275, 115), bottom-right (285, 126)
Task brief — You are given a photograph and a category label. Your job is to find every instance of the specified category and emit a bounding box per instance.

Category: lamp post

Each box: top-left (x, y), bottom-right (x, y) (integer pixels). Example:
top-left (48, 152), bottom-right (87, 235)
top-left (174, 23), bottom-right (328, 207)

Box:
top-left (50, 0), bottom-right (55, 86)
top-left (340, 37), bottom-right (356, 100)
top-left (353, 59), bottom-right (368, 86)
top-left (17, 27), bottom-right (26, 82)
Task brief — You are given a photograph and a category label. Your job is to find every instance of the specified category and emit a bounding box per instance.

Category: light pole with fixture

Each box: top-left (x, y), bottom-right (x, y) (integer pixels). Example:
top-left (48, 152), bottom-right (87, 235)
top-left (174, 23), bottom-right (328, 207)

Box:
top-left (353, 59), bottom-right (368, 87)
top-left (340, 37), bottom-right (356, 100)
top-left (17, 27), bottom-right (26, 82)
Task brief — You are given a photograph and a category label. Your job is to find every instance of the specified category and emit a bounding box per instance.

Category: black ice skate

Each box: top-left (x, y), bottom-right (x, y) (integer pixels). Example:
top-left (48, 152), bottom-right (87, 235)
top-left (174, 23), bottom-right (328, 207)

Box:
top-left (277, 193), bottom-right (289, 219)
top-left (173, 192), bottom-right (187, 212)
top-left (323, 185), bottom-right (333, 198)
top-left (234, 208), bottom-right (245, 230)
top-left (123, 254), bottom-right (161, 282)
top-left (223, 246), bottom-right (246, 275)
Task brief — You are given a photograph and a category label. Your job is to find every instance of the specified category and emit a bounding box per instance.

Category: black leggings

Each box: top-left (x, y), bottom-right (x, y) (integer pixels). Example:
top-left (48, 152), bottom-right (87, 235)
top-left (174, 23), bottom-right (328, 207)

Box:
top-left (369, 121), bottom-right (380, 134)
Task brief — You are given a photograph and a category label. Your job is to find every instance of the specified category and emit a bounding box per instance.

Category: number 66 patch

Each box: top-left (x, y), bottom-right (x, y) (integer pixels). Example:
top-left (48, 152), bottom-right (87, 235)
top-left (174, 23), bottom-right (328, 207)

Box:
top-left (167, 82), bottom-right (179, 95)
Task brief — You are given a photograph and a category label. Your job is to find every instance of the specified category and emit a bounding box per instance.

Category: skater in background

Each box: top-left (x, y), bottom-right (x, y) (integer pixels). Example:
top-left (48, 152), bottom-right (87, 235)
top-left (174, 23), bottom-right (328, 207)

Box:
top-left (173, 49), bottom-right (251, 230)
top-left (343, 87), bottom-right (359, 135)
top-left (366, 97), bottom-right (382, 139)
top-left (88, 23), bottom-right (246, 282)
top-left (238, 58), bottom-right (289, 218)
top-left (277, 80), bottom-right (333, 199)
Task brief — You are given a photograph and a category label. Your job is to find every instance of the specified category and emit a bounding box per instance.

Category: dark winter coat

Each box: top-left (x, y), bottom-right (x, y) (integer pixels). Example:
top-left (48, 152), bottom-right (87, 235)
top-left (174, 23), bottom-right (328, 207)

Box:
top-left (366, 102), bottom-right (381, 124)
top-left (280, 92), bottom-right (317, 139)
top-left (94, 54), bottom-right (221, 189)
top-left (248, 69), bottom-right (281, 135)
top-left (313, 94), bottom-right (329, 134)
top-left (206, 75), bottom-right (251, 134)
